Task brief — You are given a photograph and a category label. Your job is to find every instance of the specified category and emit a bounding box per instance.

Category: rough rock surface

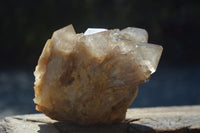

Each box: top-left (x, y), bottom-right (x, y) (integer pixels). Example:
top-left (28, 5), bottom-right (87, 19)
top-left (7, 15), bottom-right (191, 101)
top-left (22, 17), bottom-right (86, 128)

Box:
top-left (33, 25), bottom-right (163, 125)
top-left (0, 106), bottom-right (200, 133)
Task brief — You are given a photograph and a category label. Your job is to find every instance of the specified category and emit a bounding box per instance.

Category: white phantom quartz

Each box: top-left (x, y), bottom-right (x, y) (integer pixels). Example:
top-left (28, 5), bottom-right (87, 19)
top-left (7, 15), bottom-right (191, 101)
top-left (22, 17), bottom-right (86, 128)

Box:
top-left (34, 24), bottom-right (163, 125)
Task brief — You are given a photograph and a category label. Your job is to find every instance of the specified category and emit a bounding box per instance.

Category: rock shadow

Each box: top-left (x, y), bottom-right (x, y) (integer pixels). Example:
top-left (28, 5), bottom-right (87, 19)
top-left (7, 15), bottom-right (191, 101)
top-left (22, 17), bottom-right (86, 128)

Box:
top-left (38, 120), bottom-right (156, 133)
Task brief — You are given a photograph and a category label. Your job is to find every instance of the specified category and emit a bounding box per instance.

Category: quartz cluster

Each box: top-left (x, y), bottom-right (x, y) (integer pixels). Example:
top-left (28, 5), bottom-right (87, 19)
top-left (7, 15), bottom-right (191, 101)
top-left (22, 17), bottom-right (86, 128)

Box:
top-left (33, 24), bottom-right (163, 125)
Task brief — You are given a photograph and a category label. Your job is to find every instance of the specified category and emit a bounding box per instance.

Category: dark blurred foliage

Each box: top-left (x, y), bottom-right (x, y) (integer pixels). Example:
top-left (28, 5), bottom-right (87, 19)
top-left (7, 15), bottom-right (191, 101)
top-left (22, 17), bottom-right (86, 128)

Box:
top-left (0, 0), bottom-right (200, 68)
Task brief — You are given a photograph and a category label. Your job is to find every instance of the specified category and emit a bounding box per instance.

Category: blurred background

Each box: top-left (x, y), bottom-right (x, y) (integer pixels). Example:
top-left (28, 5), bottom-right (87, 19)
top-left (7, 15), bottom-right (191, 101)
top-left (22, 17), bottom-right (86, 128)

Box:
top-left (0, 0), bottom-right (200, 119)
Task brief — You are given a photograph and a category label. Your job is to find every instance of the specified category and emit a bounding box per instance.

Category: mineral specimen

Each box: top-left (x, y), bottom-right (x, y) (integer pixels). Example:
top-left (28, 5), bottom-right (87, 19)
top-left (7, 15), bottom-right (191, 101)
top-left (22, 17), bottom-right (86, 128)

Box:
top-left (33, 24), bottom-right (163, 125)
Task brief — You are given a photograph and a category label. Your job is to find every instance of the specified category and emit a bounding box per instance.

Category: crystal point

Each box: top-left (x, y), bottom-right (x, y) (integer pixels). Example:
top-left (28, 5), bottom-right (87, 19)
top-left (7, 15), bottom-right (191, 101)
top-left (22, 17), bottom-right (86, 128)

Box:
top-left (120, 27), bottom-right (148, 42)
top-left (135, 42), bottom-right (163, 74)
top-left (34, 25), bottom-right (163, 125)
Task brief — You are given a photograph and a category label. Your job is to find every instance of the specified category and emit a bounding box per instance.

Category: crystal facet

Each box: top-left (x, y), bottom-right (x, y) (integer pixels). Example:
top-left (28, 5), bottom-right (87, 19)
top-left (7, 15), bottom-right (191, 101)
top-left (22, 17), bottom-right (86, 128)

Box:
top-left (84, 28), bottom-right (107, 35)
top-left (33, 24), bottom-right (163, 125)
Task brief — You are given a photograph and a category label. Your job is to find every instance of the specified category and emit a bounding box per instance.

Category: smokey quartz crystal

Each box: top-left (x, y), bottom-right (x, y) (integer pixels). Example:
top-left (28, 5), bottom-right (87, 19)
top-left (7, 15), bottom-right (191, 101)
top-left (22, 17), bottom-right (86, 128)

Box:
top-left (33, 24), bottom-right (163, 125)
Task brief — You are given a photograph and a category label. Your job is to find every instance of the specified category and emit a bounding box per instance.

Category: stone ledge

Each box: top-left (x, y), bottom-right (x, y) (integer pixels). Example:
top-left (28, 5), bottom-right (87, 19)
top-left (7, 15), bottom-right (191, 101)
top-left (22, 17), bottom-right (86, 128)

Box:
top-left (0, 105), bottom-right (200, 133)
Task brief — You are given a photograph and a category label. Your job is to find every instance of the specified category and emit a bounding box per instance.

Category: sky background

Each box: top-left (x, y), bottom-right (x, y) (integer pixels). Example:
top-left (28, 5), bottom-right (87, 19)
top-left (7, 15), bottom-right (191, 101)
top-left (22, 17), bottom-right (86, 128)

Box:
top-left (0, 0), bottom-right (200, 118)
